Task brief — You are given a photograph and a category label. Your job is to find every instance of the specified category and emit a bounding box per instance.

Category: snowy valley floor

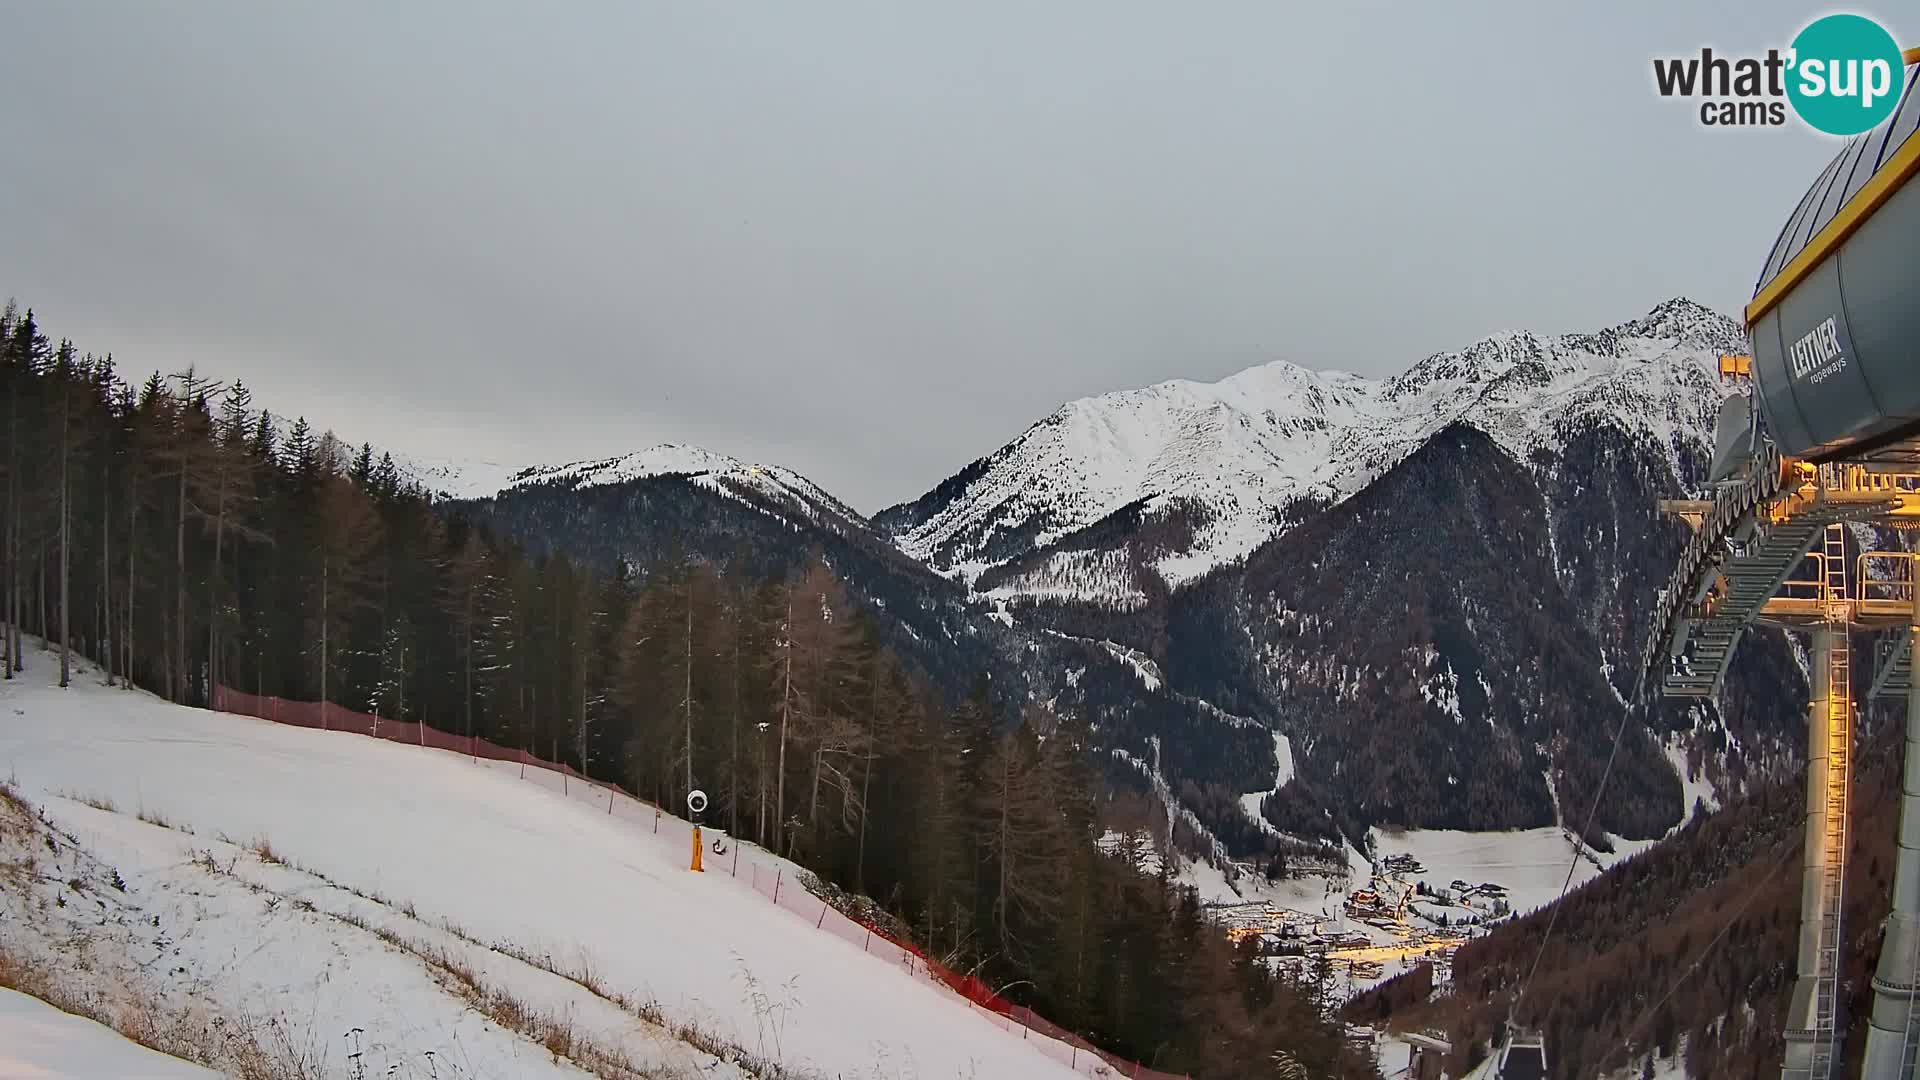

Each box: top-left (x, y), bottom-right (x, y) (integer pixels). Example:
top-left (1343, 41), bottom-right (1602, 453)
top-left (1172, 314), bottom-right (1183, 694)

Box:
top-left (0, 654), bottom-right (1088, 1079)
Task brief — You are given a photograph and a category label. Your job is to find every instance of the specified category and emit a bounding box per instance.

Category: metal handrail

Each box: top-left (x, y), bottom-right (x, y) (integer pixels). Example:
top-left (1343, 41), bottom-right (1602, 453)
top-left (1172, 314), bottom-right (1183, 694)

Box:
top-left (1780, 554), bottom-right (1829, 600)
top-left (1860, 552), bottom-right (1916, 603)
top-left (1779, 580), bottom-right (1826, 599)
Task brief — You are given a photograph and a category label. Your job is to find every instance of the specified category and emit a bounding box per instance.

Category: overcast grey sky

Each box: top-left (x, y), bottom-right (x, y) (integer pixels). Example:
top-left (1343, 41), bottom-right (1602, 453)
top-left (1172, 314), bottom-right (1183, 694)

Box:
top-left (0, 3), bottom-right (1885, 510)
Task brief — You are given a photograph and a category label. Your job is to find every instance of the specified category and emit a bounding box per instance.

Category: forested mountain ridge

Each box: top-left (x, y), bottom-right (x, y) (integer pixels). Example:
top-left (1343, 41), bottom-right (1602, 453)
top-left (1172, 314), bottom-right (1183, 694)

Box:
top-left (443, 448), bottom-right (1006, 698)
top-left (421, 443), bottom-right (869, 533)
top-left (0, 302), bottom-right (1377, 1078)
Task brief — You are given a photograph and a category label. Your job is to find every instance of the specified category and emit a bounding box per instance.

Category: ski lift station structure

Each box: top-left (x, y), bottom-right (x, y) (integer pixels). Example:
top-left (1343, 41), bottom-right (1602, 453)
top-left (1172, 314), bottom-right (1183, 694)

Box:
top-left (1640, 49), bottom-right (1920, 1080)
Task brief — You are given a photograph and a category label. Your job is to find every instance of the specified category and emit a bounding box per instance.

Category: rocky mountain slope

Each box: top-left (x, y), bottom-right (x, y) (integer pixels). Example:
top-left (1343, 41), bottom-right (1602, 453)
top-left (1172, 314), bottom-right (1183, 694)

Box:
top-left (878, 298), bottom-right (1744, 602)
top-left (1159, 421), bottom-right (1806, 844)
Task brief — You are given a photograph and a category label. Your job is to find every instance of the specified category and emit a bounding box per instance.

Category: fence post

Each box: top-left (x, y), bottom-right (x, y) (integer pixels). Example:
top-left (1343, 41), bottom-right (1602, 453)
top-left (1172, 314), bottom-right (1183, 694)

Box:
top-left (773, 869), bottom-right (782, 903)
top-left (863, 927), bottom-right (871, 952)
top-left (731, 843), bottom-right (740, 877)
top-left (816, 902), bottom-right (827, 929)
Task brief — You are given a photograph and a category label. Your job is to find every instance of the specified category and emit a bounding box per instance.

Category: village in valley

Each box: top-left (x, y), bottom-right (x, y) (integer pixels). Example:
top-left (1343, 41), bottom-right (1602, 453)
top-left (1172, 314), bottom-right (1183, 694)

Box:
top-left (1098, 815), bottom-right (1530, 1004)
top-left (1208, 850), bottom-right (1511, 994)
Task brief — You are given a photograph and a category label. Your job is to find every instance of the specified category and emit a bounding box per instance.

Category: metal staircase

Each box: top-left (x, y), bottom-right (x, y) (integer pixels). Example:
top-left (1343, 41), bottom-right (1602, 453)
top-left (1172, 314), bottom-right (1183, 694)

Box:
top-left (1873, 628), bottom-right (1913, 700)
top-left (1663, 514), bottom-right (1828, 696)
top-left (1641, 446), bottom-right (1783, 698)
top-left (1640, 448), bottom-right (1903, 701)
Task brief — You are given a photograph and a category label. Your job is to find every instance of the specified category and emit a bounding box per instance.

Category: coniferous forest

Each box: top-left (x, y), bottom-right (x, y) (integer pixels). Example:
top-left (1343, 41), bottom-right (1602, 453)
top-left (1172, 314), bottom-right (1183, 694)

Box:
top-left (0, 303), bottom-right (1377, 1079)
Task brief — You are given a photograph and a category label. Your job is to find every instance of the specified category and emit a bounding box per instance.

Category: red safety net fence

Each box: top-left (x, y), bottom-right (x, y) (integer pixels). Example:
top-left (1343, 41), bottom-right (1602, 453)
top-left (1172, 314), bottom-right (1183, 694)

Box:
top-left (210, 685), bottom-right (1190, 1080)
top-left (212, 685), bottom-right (589, 778)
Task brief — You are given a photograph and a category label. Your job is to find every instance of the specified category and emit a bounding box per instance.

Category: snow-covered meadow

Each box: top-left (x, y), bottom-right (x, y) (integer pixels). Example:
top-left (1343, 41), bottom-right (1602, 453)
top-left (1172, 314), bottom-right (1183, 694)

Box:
top-left (1368, 825), bottom-right (1662, 918)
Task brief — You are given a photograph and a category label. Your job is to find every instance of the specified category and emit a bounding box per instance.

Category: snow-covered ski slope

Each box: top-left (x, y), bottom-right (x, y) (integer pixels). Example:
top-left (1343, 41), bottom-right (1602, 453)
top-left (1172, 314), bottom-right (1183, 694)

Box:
top-left (3, 778), bottom-right (733, 1080)
top-left (0, 988), bottom-right (219, 1079)
top-left (0, 660), bottom-right (1087, 1080)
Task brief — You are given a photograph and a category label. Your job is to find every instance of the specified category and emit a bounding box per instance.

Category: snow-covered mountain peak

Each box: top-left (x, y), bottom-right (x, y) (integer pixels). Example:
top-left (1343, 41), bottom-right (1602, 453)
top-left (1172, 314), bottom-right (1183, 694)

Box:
top-left (511, 444), bottom-right (756, 490)
top-left (514, 445), bottom-right (868, 525)
top-left (391, 443), bottom-right (865, 529)
top-left (390, 454), bottom-right (532, 501)
top-left (1385, 300), bottom-right (1743, 401)
top-left (882, 299), bottom-right (1738, 594)
top-left (1385, 329), bottom-right (1547, 399)
top-left (1617, 296), bottom-right (1746, 353)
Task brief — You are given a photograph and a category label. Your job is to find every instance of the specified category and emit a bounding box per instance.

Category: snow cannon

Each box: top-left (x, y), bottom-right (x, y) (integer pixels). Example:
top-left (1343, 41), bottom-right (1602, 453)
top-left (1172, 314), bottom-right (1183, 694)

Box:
top-left (1746, 54), bottom-right (1920, 462)
top-left (687, 789), bottom-right (708, 872)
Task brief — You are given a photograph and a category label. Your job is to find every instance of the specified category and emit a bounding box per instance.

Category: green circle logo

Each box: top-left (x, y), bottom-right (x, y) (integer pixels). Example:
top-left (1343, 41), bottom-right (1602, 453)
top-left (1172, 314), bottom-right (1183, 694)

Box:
top-left (1786, 14), bottom-right (1905, 135)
